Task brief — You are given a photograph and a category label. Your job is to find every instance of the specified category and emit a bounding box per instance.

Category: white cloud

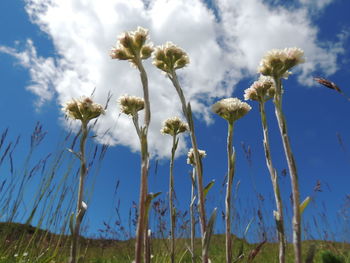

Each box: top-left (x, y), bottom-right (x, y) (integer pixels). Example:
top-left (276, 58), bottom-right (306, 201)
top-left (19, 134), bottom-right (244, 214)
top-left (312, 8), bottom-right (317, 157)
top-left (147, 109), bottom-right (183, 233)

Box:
top-left (217, 0), bottom-right (344, 85)
top-left (0, 40), bottom-right (58, 107)
top-left (298, 0), bottom-right (334, 11)
top-left (0, 0), bottom-right (345, 158)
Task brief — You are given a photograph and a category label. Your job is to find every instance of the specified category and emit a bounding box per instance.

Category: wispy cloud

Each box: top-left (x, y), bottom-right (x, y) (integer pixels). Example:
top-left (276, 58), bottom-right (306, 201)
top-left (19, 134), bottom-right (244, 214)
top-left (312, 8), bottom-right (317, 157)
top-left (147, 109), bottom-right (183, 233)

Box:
top-left (0, 40), bottom-right (58, 107)
top-left (0, 0), bottom-right (345, 158)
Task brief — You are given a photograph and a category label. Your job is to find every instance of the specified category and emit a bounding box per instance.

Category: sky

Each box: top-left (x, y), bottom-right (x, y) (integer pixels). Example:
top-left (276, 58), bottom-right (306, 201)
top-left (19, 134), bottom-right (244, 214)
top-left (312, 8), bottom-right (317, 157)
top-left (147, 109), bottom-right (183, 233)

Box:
top-left (0, 0), bottom-right (350, 242)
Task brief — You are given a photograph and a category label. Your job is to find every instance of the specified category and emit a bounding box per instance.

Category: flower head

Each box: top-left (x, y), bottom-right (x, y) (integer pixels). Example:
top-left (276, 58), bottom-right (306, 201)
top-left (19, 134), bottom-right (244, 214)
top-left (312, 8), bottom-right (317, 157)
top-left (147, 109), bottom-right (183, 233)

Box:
top-left (110, 27), bottom-right (154, 66)
top-left (244, 75), bottom-right (276, 102)
top-left (62, 97), bottom-right (105, 123)
top-left (161, 117), bottom-right (188, 136)
top-left (118, 95), bottom-right (144, 116)
top-left (212, 98), bottom-right (251, 123)
top-left (258, 47), bottom-right (305, 79)
top-left (187, 148), bottom-right (206, 166)
top-left (153, 42), bottom-right (190, 73)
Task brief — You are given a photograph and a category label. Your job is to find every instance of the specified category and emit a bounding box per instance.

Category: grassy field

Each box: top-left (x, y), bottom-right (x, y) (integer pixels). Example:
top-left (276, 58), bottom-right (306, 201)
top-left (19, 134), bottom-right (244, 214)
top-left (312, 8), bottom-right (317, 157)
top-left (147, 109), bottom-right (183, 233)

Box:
top-left (0, 222), bottom-right (349, 263)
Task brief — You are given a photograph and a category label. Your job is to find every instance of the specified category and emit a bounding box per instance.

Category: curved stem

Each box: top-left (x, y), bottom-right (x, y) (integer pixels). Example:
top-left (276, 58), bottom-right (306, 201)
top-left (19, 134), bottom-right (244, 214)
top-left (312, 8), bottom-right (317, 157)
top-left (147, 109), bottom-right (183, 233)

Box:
top-left (259, 102), bottom-right (285, 263)
top-left (70, 121), bottom-right (88, 263)
top-left (273, 77), bottom-right (301, 263)
top-left (168, 70), bottom-right (208, 263)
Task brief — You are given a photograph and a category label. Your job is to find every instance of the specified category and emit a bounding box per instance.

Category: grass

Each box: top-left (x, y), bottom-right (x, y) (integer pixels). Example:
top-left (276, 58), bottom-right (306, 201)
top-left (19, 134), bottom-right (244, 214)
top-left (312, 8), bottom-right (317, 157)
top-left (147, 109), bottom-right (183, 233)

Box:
top-left (0, 222), bottom-right (349, 262)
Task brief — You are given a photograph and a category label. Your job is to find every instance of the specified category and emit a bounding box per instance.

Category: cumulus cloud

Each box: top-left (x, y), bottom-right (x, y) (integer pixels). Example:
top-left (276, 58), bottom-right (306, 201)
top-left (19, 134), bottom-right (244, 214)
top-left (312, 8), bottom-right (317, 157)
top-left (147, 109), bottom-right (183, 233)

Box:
top-left (0, 0), bottom-right (345, 158)
top-left (217, 0), bottom-right (345, 85)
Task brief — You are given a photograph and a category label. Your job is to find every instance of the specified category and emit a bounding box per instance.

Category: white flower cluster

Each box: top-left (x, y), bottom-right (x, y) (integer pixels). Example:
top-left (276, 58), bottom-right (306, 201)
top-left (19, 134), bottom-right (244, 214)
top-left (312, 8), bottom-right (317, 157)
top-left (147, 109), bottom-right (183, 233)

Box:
top-left (118, 95), bottom-right (145, 116)
top-left (258, 47), bottom-right (305, 78)
top-left (153, 42), bottom-right (190, 73)
top-left (187, 148), bottom-right (206, 166)
top-left (110, 27), bottom-right (154, 65)
top-left (62, 96), bottom-right (105, 123)
top-left (244, 75), bottom-right (275, 102)
top-left (212, 98), bottom-right (251, 123)
top-left (161, 116), bottom-right (188, 136)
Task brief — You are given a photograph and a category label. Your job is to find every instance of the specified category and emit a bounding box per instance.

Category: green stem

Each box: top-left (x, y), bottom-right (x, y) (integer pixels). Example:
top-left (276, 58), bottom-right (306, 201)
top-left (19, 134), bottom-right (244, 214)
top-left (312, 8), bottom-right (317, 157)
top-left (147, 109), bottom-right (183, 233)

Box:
top-left (190, 167), bottom-right (196, 263)
top-left (169, 135), bottom-right (177, 263)
top-left (273, 77), bottom-right (301, 263)
top-left (69, 121), bottom-right (88, 263)
top-left (259, 102), bottom-right (286, 263)
top-left (225, 122), bottom-right (234, 263)
top-left (168, 70), bottom-right (208, 263)
top-left (134, 58), bottom-right (150, 263)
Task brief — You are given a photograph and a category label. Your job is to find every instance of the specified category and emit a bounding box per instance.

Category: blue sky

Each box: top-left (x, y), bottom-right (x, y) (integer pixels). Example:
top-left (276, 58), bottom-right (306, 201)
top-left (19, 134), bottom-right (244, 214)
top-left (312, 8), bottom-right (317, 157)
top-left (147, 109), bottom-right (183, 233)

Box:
top-left (0, 0), bottom-right (350, 242)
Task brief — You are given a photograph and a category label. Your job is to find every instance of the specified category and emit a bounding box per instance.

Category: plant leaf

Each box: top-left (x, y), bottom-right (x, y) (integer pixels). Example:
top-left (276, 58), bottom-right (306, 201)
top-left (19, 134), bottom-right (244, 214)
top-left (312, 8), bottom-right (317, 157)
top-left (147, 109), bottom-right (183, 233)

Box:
top-left (145, 192), bottom-right (162, 216)
top-left (69, 212), bottom-right (75, 235)
top-left (300, 196), bottom-right (311, 215)
top-left (203, 208), bottom-right (217, 256)
top-left (203, 179), bottom-right (215, 199)
top-left (67, 148), bottom-right (81, 160)
top-left (244, 217), bottom-right (254, 238)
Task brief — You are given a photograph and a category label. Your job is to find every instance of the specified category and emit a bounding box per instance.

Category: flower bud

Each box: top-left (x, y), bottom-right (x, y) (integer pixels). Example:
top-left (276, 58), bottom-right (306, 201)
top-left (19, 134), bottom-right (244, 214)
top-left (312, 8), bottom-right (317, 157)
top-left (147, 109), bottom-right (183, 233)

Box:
top-left (141, 45), bottom-right (154, 60)
top-left (134, 27), bottom-right (148, 49)
top-left (119, 33), bottom-right (134, 49)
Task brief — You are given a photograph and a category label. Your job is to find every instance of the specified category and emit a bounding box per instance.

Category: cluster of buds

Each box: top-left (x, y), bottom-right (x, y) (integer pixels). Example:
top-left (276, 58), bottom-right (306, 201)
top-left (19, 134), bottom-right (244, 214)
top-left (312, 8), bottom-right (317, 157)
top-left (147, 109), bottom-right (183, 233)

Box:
top-left (160, 117), bottom-right (188, 136)
top-left (212, 98), bottom-right (251, 123)
top-left (244, 75), bottom-right (276, 102)
top-left (118, 95), bottom-right (145, 116)
top-left (153, 42), bottom-right (190, 73)
top-left (258, 47), bottom-right (305, 79)
top-left (110, 27), bottom-right (154, 66)
top-left (62, 96), bottom-right (105, 124)
top-left (187, 148), bottom-right (206, 166)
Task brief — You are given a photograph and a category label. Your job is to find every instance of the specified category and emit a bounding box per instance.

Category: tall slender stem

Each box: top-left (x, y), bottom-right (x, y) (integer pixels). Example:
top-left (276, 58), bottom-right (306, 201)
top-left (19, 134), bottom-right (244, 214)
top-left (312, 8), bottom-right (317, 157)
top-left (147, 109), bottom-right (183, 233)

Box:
top-left (168, 70), bottom-right (208, 263)
top-left (169, 135), bottom-right (177, 263)
top-left (134, 58), bottom-right (151, 263)
top-left (190, 168), bottom-right (196, 263)
top-left (69, 121), bottom-right (88, 263)
top-left (259, 102), bottom-right (286, 263)
top-left (273, 77), bottom-right (301, 263)
top-left (225, 122), bottom-right (234, 263)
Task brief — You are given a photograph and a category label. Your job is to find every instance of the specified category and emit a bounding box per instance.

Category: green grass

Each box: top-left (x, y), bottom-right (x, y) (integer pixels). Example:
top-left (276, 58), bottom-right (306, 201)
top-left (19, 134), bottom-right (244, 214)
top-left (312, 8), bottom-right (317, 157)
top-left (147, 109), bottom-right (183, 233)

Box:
top-left (0, 222), bottom-right (349, 263)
